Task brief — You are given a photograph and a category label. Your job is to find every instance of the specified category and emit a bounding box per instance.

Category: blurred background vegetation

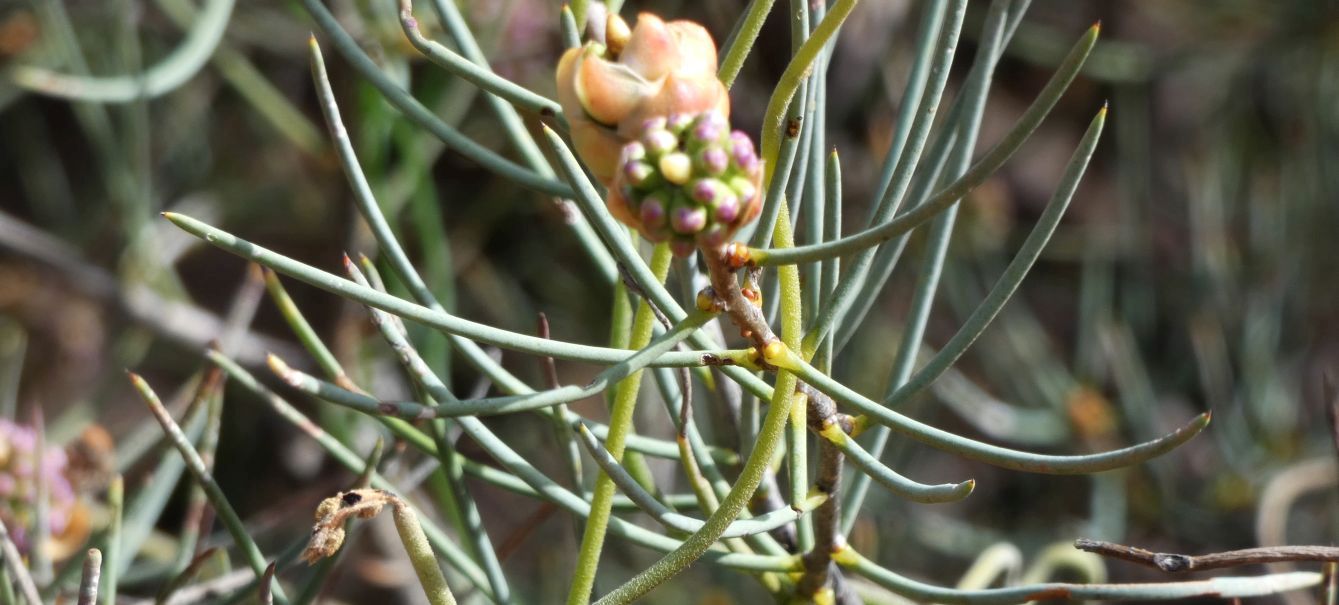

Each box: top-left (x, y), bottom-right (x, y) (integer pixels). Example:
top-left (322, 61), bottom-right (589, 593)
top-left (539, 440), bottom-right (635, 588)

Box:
top-left (0, 0), bottom-right (1336, 602)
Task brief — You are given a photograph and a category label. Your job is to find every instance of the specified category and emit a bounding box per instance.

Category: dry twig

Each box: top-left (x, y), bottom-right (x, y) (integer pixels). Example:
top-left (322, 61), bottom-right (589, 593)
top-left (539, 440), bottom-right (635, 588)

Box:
top-left (1076, 539), bottom-right (1339, 573)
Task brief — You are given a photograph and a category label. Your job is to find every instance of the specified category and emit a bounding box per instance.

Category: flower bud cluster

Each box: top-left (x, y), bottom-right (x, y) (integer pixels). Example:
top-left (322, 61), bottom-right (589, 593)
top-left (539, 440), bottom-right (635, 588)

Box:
top-left (555, 13), bottom-right (730, 185)
top-left (607, 111), bottom-right (763, 256)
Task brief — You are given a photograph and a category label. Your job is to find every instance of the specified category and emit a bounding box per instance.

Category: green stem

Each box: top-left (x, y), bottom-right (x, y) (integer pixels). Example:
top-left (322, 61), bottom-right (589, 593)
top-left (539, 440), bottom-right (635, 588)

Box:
top-left (567, 243), bottom-right (673, 605)
top-left (162, 211), bottom-right (719, 367)
top-left (758, 0), bottom-right (860, 177)
top-left (560, 5), bottom-right (580, 49)
top-left (99, 477), bottom-right (123, 605)
top-left (754, 21), bottom-right (1101, 268)
top-left (717, 0), bottom-right (778, 88)
top-left (11, 0), bottom-right (235, 101)
top-left (429, 0), bottom-right (616, 282)
top-left (574, 424), bottom-right (823, 538)
top-left (129, 373), bottom-right (287, 603)
top-left (209, 352), bottom-right (497, 598)
top-left (570, 0), bottom-right (588, 38)
top-left (392, 504), bottom-right (458, 605)
top-left (298, 0), bottom-right (571, 197)
top-left (331, 284), bottom-right (796, 575)
top-left (398, 0), bottom-right (563, 118)
top-left (594, 206), bottom-right (805, 605)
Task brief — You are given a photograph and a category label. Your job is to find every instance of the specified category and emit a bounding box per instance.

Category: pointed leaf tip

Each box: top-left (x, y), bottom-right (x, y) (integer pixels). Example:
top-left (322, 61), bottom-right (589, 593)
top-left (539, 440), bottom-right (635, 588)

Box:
top-left (1092, 20), bottom-right (1102, 34)
top-left (266, 354), bottom-right (298, 384)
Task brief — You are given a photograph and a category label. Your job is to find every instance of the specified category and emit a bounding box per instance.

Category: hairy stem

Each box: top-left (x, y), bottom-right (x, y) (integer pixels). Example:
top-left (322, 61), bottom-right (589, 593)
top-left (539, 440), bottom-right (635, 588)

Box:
top-left (567, 243), bottom-right (673, 605)
top-left (595, 202), bottom-right (804, 603)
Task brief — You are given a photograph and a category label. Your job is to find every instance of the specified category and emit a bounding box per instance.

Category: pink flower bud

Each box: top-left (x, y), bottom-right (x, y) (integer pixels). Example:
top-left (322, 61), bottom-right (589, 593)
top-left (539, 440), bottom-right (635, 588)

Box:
top-left (620, 141), bottom-right (646, 164)
top-left (623, 161), bottom-right (654, 187)
top-left (698, 148), bottom-right (728, 175)
top-left (730, 130), bottom-right (757, 172)
top-left (643, 129), bottom-right (678, 155)
top-left (671, 206), bottom-right (707, 234)
top-left (690, 179), bottom-right (718, 203)
top-left (714, 192), bottom-right (740, 223)
top-left (639, 195), bottom-right (667, 228)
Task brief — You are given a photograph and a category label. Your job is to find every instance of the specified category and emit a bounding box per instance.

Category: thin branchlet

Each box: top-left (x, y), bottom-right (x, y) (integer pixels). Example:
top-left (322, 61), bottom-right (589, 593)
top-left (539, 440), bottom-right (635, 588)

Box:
top-left (1076, 540), bottom-right (1339, 574)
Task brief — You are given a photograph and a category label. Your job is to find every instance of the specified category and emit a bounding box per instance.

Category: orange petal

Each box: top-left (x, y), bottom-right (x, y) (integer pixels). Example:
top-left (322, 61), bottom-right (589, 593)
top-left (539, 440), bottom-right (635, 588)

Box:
top-left (574, 45), bottom-right (652, 126)
top-left (713, 86), bottom-right (731, 120)
top-left (665, 20), bottom-right (719, 77)
top-left (555, 47), bottom-right (584, 119)
top-left (625, 74), bottom-right (726, 135)
top-left (619, 13), bottom-right (676, 80)
top-left (570, 116), bottom-right (627, 185)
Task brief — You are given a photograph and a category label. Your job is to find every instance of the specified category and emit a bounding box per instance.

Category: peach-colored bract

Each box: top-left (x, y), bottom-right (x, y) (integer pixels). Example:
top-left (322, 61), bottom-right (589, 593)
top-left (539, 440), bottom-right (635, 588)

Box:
top-left (556, 13), bottom-right (730, 187)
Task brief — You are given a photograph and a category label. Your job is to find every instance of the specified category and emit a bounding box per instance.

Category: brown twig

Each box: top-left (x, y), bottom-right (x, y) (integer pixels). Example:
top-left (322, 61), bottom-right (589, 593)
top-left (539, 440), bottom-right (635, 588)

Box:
top-left (796, 384), bottom-right (860, 605)
top-left (1075, 539), bottom-right (1339, 573)
top-left (702, 244), bottom-right (777, 355)
top-left (701, 244), bottom-right (801, 550)
top-left (797, 431), bottom-right (843, 597)
top-left (702, 245), bottom-right (860, 602)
